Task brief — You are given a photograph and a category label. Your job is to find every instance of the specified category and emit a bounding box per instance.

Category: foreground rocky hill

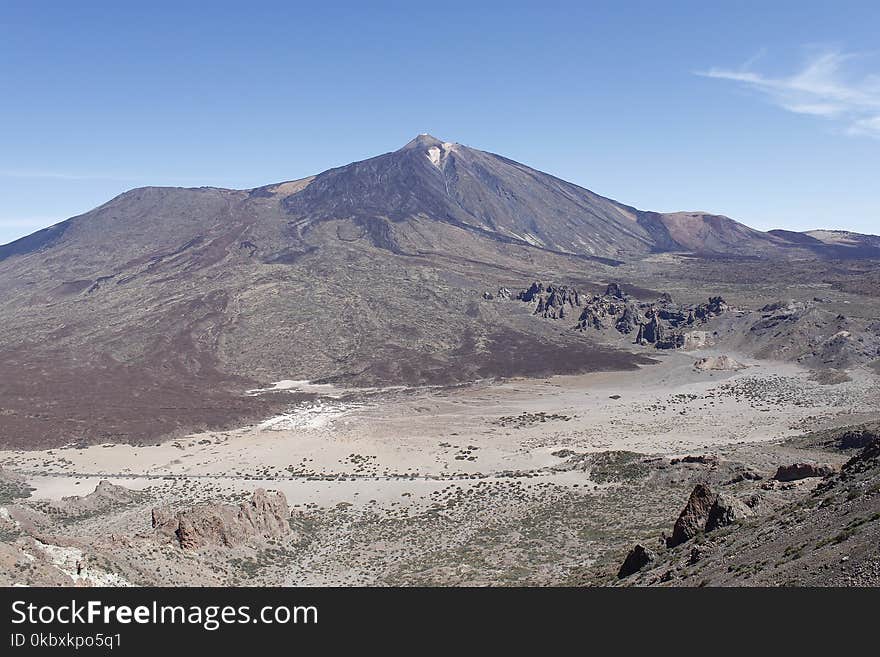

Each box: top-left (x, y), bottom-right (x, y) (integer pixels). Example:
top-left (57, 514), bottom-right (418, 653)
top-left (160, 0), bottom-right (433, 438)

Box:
top-left (600, 425), bottom-right (880, 586)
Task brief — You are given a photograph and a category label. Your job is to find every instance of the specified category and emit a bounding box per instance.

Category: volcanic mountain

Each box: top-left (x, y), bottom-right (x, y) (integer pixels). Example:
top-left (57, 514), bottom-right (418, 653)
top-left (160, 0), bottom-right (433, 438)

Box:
top-left (0, 134), bottom-right (877, 448)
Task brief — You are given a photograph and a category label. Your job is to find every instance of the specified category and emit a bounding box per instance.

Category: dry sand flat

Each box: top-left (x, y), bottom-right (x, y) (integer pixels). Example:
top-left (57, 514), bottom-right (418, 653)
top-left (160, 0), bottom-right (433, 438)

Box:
top-left (2, 349), bottom-right (876, 586)
top-left (2, 349), bottom-right (873, 506)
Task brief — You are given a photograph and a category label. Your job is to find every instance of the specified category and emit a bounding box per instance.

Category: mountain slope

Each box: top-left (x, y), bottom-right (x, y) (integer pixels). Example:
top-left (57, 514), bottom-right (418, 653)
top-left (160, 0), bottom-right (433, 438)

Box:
top-left (0, 134), bottom-right (877, 449)
top-left (280, 134), bottom-right (807, 259)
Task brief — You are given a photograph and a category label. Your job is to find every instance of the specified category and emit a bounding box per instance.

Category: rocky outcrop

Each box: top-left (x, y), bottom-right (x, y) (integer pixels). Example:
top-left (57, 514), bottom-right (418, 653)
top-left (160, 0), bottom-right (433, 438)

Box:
top-left (604, 282), bottom-right (625, 299)
top-left (151, 506), bottom-right (175, 530)
top-left (667, 484), bottom-right (717, 547)
top-left (574, 292), bottom-right (630, 331)
top-left (518, 283), bottom-right (583, 319)
top-left (636, 311), bottom-right (665, 345)
top-left (518, 282), bottom-right (545, 303)
top-left (773, 463), bottom-right (835, 482)
top-left (614, 303), bottom-right (642, 334)
top-left (152, 489), bottom-right (290, 549)
top-left (617, 544), bottom-right (656, 578)
top-left (836, 438), bottom-right (880, 477)
top-left (694, 296), bottom-right (728, 320)
top-left (834, 428), bottom-right (880, 451)
top-left (63, 481), bottom-right (139, 506)
top-left (39, 481), bottom-right (142, 517)
top-left (705, 492), bottom-right (754, 532)
top-left (514, 279), bottom-right (729, 352)
top-left (665, 484), bottom-right (756, 548)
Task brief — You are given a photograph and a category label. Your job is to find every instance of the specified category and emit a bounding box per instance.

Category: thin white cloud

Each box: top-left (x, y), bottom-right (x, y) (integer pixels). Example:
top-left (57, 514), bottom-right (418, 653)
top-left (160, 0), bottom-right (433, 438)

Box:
top-left (698, 49), bottom-right (880, 137)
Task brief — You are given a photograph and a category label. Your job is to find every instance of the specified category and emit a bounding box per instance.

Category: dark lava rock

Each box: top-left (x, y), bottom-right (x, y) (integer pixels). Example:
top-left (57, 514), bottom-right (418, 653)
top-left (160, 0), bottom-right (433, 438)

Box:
top-left (604, 282), bottom-right (625, 299)
top-left (655, 333), bottom-right (686, 350)
top-left (671, 455), bottom-right (719, 466)
top-left (694, 296), bottom-right (728, 320)
top-left (636, 311), bottom-right (664, 344)
top-left (518, 282), bottom-right (582, 319)
top-left (667, 483), bottom-right (717, 548)
top-left (615, 303), bottom-right (642, 334)
top-left (773, 463), bottom-right (835, 482)
top-left (518, 282), bottom-right (545, 302)
top-left (841, 437), bottom-right (880, 476)
top-left (835, 428), bottom-right (880, 451)
top-left (705, 492), bottom-right (754, 532)
top-left (725, 468), bottom-right (763, 484)
top-left (617, 544), bottom-right (657, 578)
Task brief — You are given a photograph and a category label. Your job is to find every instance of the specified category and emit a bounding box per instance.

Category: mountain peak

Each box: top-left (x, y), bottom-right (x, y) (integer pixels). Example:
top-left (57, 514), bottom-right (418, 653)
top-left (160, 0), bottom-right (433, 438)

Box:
top-left (401, 133), bottom-right (445, 150)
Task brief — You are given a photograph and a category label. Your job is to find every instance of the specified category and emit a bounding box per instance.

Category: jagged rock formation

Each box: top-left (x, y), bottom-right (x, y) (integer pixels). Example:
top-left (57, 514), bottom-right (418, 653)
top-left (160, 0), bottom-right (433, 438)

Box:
top-left (667, 483), bottom-right (717, 547)
top-left (569, 284), bottom-right (727, 349)
top-left (575, 294), bottom-right (635, 332)
top-left (604, 282), bottom-right (625, 299)
top-left (535, 285), bottom-right (582, 319)
top-left (615, 435), bottom-right (880, 586)
top-left (514, 280), bottom-right (729, 351)
top-left (635, 310), bottom-right (668, 346)
top-left (516, 282), bottom-right (582, 319)
top-left (152, 489), bottom-right (290, 549)
top-left (617, 544), bottom-right (657, 578)
top-left (614, 303), bottom-right (642, 335)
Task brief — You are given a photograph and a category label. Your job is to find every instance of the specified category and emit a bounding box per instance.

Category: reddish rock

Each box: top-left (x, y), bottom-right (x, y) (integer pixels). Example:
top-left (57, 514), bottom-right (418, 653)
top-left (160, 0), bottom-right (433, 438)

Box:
top-left (151, 489), bottom-right (290, 550)
top-left (773, 463), bottom-right (835, 482)
top-left (667, 483), bottom-right (717, 548)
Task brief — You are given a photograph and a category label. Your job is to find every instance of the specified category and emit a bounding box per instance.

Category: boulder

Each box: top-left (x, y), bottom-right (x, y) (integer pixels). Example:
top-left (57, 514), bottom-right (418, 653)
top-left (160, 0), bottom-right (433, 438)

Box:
top-left (705, 492), bottom-right (754, 532)
top-left (617, 544), bottom-right (657, 578)
top-left (667, 483), bottom-right (717, 548)
top-left (693, 355), bottom-right (746, 371)
top-left (773, 463), bottom-right (835, 482)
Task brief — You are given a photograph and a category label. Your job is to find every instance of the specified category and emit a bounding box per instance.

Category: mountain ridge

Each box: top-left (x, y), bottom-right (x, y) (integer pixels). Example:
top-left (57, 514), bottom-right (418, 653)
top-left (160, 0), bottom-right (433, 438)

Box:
top-left (3, 134), bottom-right (877, 264)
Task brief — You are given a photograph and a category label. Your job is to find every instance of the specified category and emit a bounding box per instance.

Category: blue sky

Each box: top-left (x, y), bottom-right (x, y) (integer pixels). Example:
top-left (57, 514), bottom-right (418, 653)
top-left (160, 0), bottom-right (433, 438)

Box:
top-left (1, 1), bottom-right (878, 244)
